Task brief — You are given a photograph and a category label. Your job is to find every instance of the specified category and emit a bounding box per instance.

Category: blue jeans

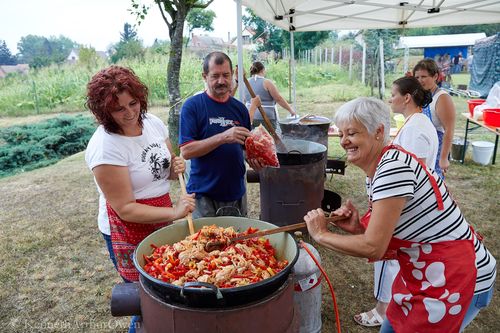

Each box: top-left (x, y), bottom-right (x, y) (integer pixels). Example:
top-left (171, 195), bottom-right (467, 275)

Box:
top-left (102, 233), bottom-right (140, 333)
top-left (380, 285), bottom-right (495, 333)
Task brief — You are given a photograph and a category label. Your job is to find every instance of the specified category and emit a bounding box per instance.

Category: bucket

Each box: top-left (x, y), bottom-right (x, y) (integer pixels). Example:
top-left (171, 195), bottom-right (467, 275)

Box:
top-left (467, 99), bottom-right (486, 117)
top-left (451, 137), bottom-right (469, 161)
top-left (394, 114), bottom-right (405, 129)
top-left (471, 141), bottom-right (495, 165)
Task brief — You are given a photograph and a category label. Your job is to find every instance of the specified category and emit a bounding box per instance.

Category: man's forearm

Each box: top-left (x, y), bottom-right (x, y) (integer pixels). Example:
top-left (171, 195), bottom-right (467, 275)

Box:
top-left (181, 133), bottom-right (225, 159)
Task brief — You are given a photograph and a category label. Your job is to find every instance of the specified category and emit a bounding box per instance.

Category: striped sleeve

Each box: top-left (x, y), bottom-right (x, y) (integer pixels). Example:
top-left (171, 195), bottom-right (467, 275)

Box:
top-left (371, 152), bottom-right (416, 203)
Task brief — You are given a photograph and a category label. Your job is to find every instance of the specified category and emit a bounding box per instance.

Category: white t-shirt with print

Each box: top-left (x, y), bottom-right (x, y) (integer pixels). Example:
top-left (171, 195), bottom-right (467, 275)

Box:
top-left (392, 113), bottom-right (439, 169)
top-left (85, 114), bottom-right (171, 234)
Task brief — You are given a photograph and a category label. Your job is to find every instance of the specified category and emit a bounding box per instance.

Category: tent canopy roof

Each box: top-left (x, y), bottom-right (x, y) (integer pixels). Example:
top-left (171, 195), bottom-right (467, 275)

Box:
top-left (241, 0), bottom-right (500, 31)
top-left (396, 33), bottom-right (487, 49)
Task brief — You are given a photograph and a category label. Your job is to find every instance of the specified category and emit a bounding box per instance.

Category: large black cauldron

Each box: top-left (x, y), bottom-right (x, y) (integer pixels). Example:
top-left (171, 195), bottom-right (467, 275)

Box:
top-left (133, 217), bottom-right (299, 308)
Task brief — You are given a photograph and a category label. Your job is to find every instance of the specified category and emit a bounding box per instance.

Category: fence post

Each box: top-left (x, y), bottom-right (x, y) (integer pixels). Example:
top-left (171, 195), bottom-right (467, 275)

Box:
top-left (339, 46), bottom-right (342, 67)
top-left (32, 79), bottom-right (40, 114)
top-left (349, 45), bottom-right (353, 80)
top-left (331, 47), bottom-right (335, 64)
top-left (362, 42), bottom-right (366, 85)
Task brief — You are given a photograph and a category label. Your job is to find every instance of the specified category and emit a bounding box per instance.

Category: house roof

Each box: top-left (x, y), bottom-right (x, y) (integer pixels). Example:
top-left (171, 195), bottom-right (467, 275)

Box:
top-left (396, 33), bottom-right (487, 49)
top-left (0, 64), bottom-right (29, 78)
top-left (241, 1), bottom-right (500, 31)
top-left (190, 35), bottom-right (227, 48)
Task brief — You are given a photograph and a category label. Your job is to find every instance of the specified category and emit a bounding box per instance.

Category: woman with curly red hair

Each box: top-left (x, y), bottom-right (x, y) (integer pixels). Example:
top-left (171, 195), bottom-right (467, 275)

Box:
top-left (85, 66), bottom-right (195, 283)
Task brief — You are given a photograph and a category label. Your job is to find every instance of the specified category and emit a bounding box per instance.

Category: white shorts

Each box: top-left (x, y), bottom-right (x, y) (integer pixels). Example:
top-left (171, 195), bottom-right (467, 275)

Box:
top-left (374, 260), bottom-right (400, 303)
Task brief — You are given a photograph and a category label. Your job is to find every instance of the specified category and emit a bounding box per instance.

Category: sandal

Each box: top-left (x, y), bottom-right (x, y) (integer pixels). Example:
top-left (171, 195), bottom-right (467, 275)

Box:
top-left (353, 308), bottom-right (384, 327)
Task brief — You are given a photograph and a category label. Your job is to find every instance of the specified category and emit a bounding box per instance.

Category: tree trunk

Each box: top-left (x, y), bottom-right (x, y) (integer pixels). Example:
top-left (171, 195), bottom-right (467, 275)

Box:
top-left (166, 7), bottom-right (187, 154)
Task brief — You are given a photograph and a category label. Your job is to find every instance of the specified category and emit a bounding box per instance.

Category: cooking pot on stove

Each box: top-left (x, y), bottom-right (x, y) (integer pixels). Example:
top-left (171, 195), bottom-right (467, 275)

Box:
top-left (277, 139), bottom-right (327, 166)
top-left (133, 216), bottom-right (299, 308)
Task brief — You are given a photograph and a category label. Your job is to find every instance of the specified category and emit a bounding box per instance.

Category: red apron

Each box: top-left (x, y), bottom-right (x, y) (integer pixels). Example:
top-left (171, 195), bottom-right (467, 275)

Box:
top-left (107, 193), bottom-right (172, 281)
top-left (362, 145), bottom-right (477, 332)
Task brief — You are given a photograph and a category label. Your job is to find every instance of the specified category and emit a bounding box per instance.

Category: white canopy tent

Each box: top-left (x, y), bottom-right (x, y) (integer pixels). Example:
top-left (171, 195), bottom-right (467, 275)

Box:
top-left (233, 0), bottom-right (500, 105)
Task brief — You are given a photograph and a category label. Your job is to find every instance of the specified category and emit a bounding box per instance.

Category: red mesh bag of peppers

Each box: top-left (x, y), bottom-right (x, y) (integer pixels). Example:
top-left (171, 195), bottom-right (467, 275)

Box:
top-left (245, 125), bottom-right (280, 167)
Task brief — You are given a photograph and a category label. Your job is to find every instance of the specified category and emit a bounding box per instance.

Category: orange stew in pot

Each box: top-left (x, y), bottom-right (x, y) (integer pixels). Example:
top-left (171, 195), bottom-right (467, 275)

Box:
top-left (143, 225), bottom-right (289, 288)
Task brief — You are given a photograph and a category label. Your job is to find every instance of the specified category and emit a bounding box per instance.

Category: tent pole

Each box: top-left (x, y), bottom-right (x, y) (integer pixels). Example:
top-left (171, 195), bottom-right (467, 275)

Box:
top-left (291, 31), bottom-right (296, 113)
top-left (236, 0), bottom-right (244, 100)
top-left (404, 46), bottom-right (409, 74)
top-left (379, 38), bottom-right (385, 98)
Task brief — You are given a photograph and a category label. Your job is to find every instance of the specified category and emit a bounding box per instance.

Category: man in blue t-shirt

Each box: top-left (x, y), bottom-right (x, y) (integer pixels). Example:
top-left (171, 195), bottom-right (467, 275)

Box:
top-left (179, 52), bottom-right (262, 218)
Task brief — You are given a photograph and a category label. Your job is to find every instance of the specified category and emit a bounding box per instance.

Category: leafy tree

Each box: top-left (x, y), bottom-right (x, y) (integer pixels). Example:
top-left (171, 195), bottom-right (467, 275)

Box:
top-left (282, 31), bottom-right (330, 56)
top-left (243, 9), bottom-right (329, 56)
top-left (78, 46), bottom-right (99, 68)
top-left (0, 40), bottom-right (17, 65)
top-left (17, 35), bottom-right (76, 67)
top-left (111, 23), bottom-right (144, 63)
top-left (243, 8), bottom-right (284, 53)
top-left (185, 7), bottom-right (216, 46)
top-left (111, 39), bottom-right (144, 63)
top-left (130, 0), bottom-right (214, 149)
top-left (121, 23), bottom-right (138, 42)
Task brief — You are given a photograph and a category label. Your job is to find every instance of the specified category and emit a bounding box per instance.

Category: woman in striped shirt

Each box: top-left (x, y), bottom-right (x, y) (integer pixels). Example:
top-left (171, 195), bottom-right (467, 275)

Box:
top-left (304, 97), bottom-right (496, 333)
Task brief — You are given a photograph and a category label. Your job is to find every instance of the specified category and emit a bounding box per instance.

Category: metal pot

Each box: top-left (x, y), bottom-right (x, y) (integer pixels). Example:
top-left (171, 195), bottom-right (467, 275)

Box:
top-left (133, 216), bottom-right (299, 308)
top-left (279, 116), bottom-right (331, 152)
top-left (277, 139), bottom-right (327, 165)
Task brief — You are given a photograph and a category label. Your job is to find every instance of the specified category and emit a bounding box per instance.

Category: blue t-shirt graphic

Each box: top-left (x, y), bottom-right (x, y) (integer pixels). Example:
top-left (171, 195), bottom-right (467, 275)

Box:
top-left (179, 92), bottom-right (251, 201)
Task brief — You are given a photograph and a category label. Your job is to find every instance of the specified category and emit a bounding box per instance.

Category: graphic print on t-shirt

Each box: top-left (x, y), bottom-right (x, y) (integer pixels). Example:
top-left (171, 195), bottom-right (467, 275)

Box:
top-left (209, 117), bottom-right (241, 127)
top-left (140, 142), bottom-right (170, 181)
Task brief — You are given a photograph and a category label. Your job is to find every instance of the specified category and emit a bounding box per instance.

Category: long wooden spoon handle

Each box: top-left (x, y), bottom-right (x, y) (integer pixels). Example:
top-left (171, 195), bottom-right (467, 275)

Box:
top-left (177, 170), bottom-right (195, 235)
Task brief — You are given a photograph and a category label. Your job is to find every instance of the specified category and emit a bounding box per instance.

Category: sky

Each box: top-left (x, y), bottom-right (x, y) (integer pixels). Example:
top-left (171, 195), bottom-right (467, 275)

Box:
top-left (1, 0), bottom-right (240, 54)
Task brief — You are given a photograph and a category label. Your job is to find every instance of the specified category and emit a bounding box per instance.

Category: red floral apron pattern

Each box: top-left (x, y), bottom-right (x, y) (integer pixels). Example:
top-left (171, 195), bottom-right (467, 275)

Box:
top-left (107, 193), bottom-right (172, 281)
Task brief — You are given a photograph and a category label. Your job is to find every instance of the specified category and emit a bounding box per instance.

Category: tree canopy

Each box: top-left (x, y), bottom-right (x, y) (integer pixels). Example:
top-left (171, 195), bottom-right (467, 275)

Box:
top-left (130, 0), bottom-right (214, 149)
top-left (17, 35), bottom-right (76, 68)
top-left (0, 40), bottom-right (17, 65)
top-left (242, 9), bottom-right (330, 56)
top-left (111, 23), bottom-right (144, 63)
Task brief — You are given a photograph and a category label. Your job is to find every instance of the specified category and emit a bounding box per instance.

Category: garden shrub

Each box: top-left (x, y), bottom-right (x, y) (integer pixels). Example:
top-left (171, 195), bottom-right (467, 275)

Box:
top-left (0, 115), bottom-right (96, 177)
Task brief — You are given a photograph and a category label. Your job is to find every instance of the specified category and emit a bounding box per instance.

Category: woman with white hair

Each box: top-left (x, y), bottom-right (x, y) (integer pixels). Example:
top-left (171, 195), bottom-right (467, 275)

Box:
top-left (304, 97), bottom-right (496, 332)
top-left (354, 76), bottom-right (440, 327)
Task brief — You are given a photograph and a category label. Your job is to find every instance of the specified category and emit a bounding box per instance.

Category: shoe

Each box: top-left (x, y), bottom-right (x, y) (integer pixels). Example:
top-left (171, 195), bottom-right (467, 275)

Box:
top-left (353, 308), bottom-right (384, 327)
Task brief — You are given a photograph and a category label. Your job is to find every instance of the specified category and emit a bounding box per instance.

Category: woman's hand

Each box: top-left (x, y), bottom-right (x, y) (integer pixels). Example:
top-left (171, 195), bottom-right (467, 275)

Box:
top-left (173, 193), bottom-right (195, 219)
top-left (250, 96), bottom-right (261, 109)
top-left (330, 200), bottom-right (364, 234)
top-left (304, 208), bottom-right (329, 244)
top-left (172, 156), bottom-right (186, 174)
top-left (439, 157), bottom-right (450, 175)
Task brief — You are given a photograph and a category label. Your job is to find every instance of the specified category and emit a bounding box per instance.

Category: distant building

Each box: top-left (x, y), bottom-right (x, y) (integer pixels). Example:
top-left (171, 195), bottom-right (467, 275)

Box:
top-left (396, 33), bottom-right (486, 59)
top-left (188, 34), bottom-right (229, 56)
top-left (0, 64), bottom-right (29, 78)
top-left (230, 27), bottom-right (263, 51)
top-left (66, 48), bottom-right (108, 64)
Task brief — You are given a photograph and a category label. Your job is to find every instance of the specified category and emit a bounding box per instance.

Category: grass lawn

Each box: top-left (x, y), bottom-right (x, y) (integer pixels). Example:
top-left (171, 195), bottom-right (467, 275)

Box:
top-left (0, 83), bottom-right (498, 332)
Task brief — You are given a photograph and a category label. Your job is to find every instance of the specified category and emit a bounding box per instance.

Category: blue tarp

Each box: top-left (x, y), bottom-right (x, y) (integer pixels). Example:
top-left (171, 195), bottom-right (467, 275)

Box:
top-left (469, 33), bottom-right (500, 98)
top-left (424, 46), bottom-right (468, 60)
